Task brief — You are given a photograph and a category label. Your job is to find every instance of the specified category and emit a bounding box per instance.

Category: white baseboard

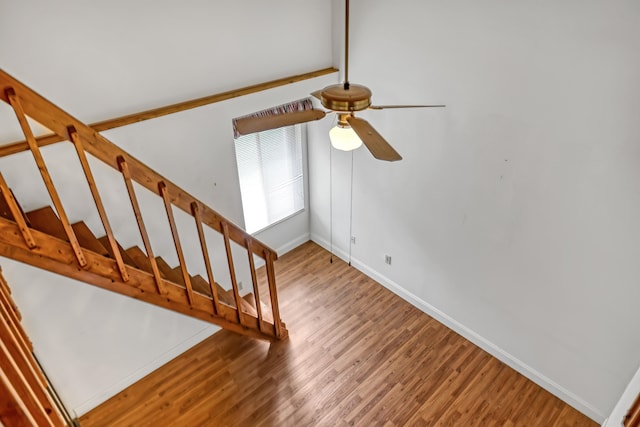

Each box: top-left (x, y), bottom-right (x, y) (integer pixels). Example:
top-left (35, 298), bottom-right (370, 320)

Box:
top-left (309, 233), bottom-right (604, 423)
top-left (275, 232), bottom-right (311, 256)
top-left (309, 233), bottom-right (351, 263)
top-left (74, 325), bottom-right (219, 416)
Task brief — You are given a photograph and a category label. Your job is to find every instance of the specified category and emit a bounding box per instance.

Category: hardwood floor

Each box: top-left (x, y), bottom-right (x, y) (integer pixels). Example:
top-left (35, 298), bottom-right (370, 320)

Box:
top-left (79, 241), bottom-right (596, 427)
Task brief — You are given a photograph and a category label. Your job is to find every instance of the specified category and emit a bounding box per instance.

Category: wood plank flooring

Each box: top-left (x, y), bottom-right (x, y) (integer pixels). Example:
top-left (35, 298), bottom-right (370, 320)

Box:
top-left (79, 241), bottom-right (596, 427)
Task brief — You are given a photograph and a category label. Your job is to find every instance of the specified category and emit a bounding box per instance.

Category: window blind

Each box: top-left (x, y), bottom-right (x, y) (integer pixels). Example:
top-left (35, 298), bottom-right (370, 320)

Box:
top-left (234, 125), bottom-right (304, 234)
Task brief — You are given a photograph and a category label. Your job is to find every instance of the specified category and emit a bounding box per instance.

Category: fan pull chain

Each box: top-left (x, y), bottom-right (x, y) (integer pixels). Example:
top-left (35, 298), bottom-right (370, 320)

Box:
top-left (348, 150), bottom-right (355, 266)
top-left (329, 138), bottom-right (334, 264)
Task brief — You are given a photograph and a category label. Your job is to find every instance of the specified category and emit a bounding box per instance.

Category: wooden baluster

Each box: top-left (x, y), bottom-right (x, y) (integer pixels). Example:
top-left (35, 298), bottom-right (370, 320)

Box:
top-left (221, 222), bottom-right (244, 324)
top-left (0, 370), bottom-right (40, 427)
top-left (0, 274), bottom-right (31, 352)
top-left (625, 393), bottom-right (640, 427)
top-left (0, 348), bottom-right (52, 427)
top-left (159, 182), bottom-right (194, 305)
top-left (5, 89), bottom-right (87, 267)
top-left (0, 283), bottom-right (31, 354)
top-left (68, 128), bottom-right (129, 282)
top-left (0, 173), bottom-right (36, 249)
top-left (0, 294), bottom-right (43, 398)
top-left (264, 250), bottom-right (283, 338)
top-left (118, 157), bottom-right (165, 295)
top-left (191, 202), bottom-right (219, 314)
top-left (0, 271), bottom-right (18, 320)
top-left (0, 273), bottom-right (64, 426)
top-left (0, 303), bottom-right (48, 398)
top-left (0, 311), bottom-right (57, 426)
top-left (246, 239), bottom-right (264, 330)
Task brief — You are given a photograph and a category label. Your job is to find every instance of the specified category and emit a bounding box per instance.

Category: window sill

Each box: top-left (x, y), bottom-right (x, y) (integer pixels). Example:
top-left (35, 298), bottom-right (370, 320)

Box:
top-left (249, 208), bottom-right (306, 236)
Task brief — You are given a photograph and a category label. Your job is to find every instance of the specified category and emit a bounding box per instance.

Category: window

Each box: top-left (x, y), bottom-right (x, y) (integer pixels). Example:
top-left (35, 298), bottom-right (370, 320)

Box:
top-left (234, 124), bottom-right (305, 234)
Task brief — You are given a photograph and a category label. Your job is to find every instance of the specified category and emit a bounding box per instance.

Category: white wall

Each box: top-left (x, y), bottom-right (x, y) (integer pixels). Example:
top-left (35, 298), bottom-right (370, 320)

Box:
top-left (3, 0), bottom-right (640, 422)
top-left (310, 0), bottom-right (640, 422)
top-left (0, 0), bottom-right (335, 415)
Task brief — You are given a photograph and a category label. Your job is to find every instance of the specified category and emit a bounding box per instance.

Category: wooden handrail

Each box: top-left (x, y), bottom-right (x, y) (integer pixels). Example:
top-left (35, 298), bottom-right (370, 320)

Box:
top-left (0, 67), bottom-right (338, 158)
top-left (0, 70), bottom-right (277, 262)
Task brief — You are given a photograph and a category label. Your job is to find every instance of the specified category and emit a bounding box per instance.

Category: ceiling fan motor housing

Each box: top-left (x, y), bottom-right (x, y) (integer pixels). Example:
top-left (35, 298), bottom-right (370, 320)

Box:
top-left (320, 83), bottom-right (372, 112)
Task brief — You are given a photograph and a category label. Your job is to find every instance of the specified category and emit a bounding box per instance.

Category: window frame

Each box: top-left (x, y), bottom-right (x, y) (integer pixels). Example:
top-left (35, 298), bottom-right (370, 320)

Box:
top-left (233, 123), bottom-right (309, 236)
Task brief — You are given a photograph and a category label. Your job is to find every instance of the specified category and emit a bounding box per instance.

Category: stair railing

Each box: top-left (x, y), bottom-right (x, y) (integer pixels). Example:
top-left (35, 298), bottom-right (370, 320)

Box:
top-left (0, 268), bottom-right (68, 426)
top-left (0, 69), bottom-right (285, 339)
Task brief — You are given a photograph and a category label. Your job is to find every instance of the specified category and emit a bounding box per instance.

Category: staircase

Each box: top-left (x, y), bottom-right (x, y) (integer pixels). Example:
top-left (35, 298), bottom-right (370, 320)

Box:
top-left (0, 70), bottom-right (287, 341)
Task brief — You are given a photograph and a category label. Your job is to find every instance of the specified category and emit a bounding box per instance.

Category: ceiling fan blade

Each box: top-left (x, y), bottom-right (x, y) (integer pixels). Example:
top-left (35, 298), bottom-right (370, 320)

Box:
top-left (369, 104), bottom-right (446, 110)
top-left (346, 116), bottom-right (402, 162)
top-left (310, 90), bottom-right (324, 100)
top-left (235, 109), bottom-right (326, 135)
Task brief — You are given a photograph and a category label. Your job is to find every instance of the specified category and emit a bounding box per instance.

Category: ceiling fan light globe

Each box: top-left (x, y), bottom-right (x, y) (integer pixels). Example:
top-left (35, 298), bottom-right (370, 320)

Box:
top-left (330, 125), bottom-right (362, 151)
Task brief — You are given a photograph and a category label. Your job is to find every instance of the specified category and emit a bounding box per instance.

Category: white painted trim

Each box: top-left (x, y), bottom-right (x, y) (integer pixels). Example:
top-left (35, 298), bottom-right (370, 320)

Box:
top-left (310, 233), bottom-right (604, 423)
top-left (249, 208), bottom-right (306, 236)
top-left (309, 233), bottom-right (351, 263)
top-left (74, 325), bottom-right (218, 416)
top-left (274, 232), bottom-right (311, 256)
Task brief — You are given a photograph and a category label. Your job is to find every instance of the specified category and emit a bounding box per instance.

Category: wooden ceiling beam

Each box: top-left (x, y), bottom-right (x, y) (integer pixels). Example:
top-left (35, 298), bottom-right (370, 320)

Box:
top-left (0, 67), bottom-right (338, 157)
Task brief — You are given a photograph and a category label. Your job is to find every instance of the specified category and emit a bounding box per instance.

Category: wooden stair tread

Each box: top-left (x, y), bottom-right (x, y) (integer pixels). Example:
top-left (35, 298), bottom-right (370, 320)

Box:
top-left (216, 285), bottom-right (236, 307)
top-left (25, 206), bottom-right (110, 256)
top-left (240, 294), bottom-right (257, 317)
top-left (260, 301), bottom-right (274, 323)
top-left (190, 275), bottom-right (212, 297)
top-left (240, 293), bottom-right (263, 321)
top-left (155, 258), bottom-right (183, 285)
top-left (26, 206), bottom-right (66, 239)
top-left (98, 236), bottom-right (137, 267)
top-left (242, 293), bottom-right (256, 308)
top-left (71, 222), bottom-right (110, 256)
top-left (242, 293), bottom-right (274, 323)
top-left (0, 216), bottom-right (283, 340)
top-left (125, 247), bottom-right (157, 274)
top-left (19, 208), bottom-right (276, 331)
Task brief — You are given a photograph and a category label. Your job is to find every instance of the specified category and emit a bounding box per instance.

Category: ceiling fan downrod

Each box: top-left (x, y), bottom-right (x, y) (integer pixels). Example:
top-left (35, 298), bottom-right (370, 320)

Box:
top-left (235, 0), bottom-right (443, 162)
top-left (344, 0), bottom-right (350, 88)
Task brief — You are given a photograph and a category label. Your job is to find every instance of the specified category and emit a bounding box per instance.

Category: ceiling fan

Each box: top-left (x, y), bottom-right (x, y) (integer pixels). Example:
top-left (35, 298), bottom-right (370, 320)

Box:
top-left (235, 0), bottom-right (445, 161)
